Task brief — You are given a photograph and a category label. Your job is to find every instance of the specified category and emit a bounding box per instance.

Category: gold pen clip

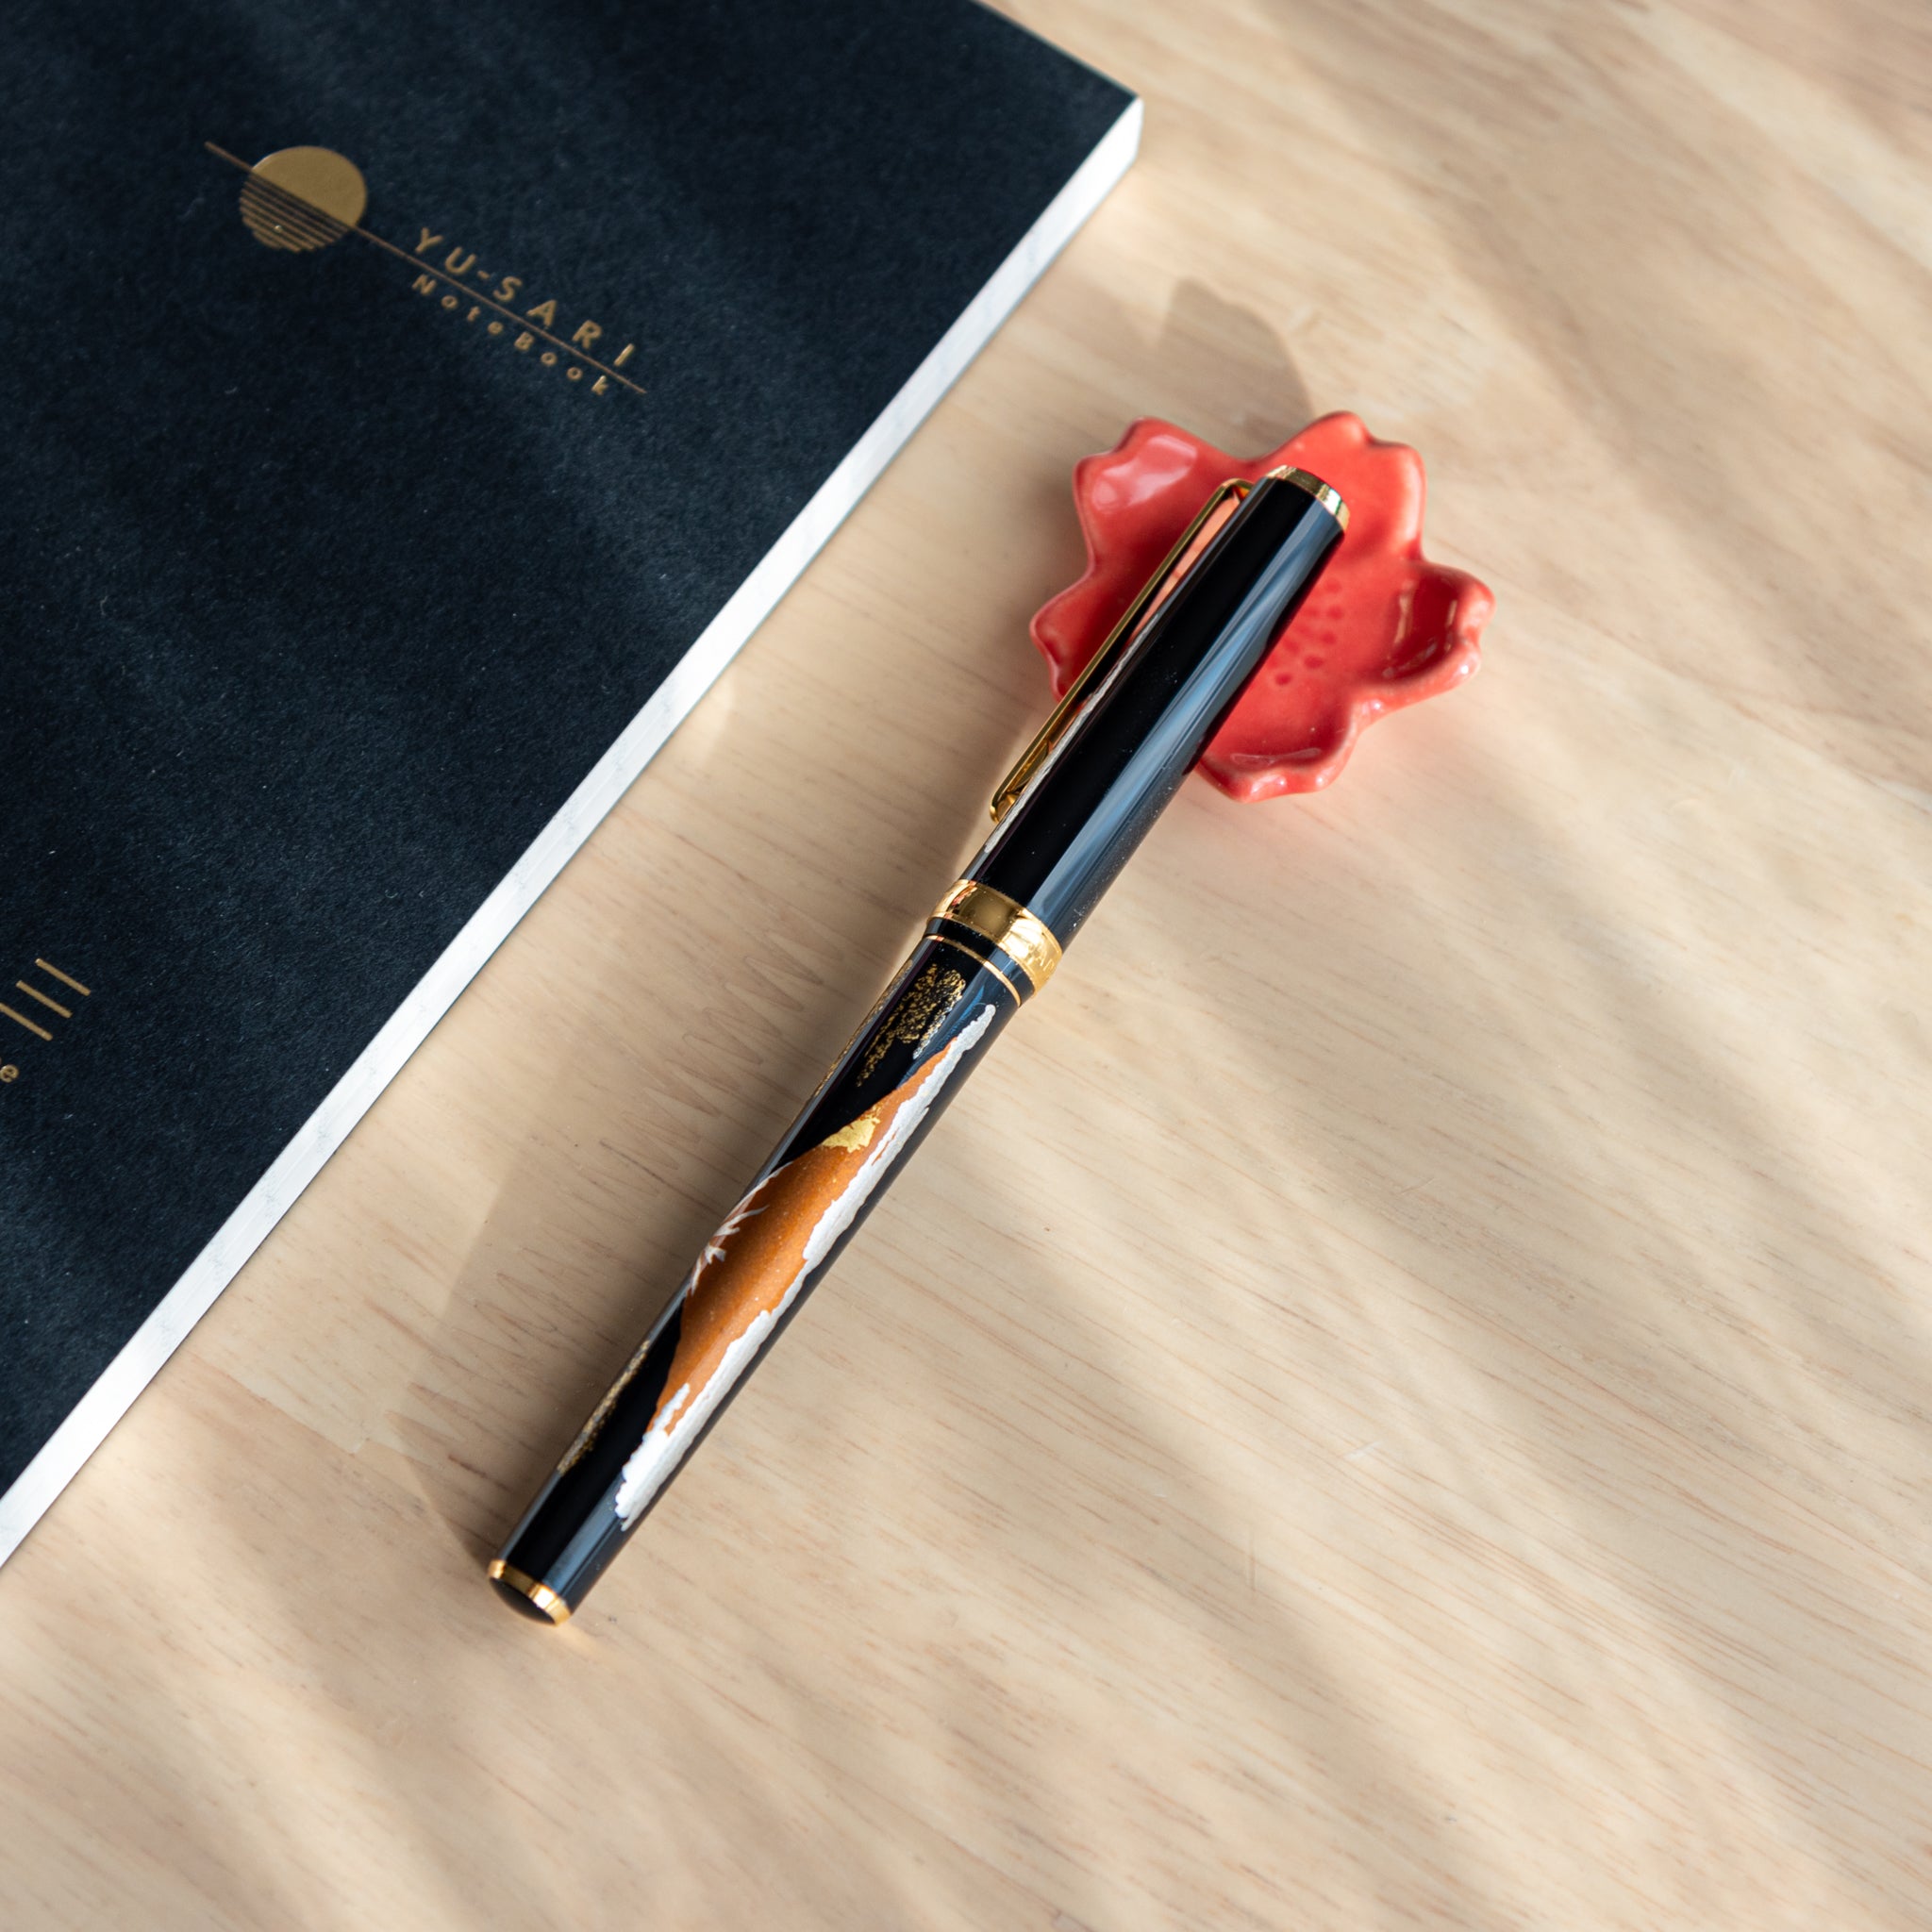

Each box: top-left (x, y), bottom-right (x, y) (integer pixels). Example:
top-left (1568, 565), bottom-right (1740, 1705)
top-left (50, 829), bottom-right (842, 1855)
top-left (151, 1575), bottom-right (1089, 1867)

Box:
top-left (991, 477), bottom-right (1255, 822)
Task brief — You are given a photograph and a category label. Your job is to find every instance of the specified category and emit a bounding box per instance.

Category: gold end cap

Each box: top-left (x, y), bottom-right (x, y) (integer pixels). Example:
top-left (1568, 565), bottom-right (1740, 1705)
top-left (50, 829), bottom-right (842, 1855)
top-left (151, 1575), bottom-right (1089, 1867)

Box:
top-left (487, 1557), bottom-right (572, 1624)
top-left (1264, 465), bottom-right (1349, 531)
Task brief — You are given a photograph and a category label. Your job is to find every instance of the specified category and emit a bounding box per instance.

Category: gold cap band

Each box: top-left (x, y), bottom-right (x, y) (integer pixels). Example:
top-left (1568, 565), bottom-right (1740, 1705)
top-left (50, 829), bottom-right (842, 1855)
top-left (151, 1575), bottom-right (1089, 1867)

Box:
top-left (488, 1558), bottom-right (572, 1624)
top-left (928, 880), bottom-right (1063, 994)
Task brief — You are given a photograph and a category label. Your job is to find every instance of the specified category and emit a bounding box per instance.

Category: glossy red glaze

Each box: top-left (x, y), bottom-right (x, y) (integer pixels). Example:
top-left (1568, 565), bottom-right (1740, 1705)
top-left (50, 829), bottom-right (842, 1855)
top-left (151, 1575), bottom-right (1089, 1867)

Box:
top-left (1031, 412), bottom-right (1491, 802)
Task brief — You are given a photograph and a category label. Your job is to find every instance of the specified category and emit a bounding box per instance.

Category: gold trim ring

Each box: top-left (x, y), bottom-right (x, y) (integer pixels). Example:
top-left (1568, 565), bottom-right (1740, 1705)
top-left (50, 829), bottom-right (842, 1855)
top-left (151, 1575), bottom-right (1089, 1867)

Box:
top-left (928, 880), bottom-right (1063, 994)
top-left (925, 930), bottom-right (1024, 1005)
top-left (488, 1558), bottom-right (572, 1624)
top-left (1263, 465), bottom-right (1349, 532)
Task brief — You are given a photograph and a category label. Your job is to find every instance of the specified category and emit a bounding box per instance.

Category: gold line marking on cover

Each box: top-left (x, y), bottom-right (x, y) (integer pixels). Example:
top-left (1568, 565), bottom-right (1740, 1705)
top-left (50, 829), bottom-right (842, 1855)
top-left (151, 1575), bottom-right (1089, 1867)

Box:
top-left (487, 1559), bottom-right (572, 1624)
top-left (35, 959), bottom-right (91, 997)
top-left (0, 958), bottom-right (94, 1069)
top-left (384, 246), bottom-right (645, 394)
top-left (204, 143), bottom-right (649, 398)
top-left (237, 148), bottom-right (367, 251)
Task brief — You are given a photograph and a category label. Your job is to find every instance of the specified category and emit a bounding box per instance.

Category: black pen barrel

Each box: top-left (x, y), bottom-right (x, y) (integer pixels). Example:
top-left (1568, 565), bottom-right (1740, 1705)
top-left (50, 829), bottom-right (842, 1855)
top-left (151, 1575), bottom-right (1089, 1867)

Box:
top-left (491, 936), bottom-right (1023, 1621)
top-left (491, 470), bottom-right (1344, 1623)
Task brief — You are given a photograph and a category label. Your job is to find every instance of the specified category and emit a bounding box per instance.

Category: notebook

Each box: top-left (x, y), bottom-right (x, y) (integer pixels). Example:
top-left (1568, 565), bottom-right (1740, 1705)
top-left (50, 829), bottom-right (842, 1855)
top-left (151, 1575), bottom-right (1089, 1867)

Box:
top-left (0, 0), bottom-right (1137, 1562)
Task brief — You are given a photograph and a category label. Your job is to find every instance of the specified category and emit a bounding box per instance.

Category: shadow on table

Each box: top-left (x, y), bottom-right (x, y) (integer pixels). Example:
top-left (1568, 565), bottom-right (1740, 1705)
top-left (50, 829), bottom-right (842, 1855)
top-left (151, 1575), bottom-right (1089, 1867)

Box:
top-left (348, 168), bottom-right (1925, 1926)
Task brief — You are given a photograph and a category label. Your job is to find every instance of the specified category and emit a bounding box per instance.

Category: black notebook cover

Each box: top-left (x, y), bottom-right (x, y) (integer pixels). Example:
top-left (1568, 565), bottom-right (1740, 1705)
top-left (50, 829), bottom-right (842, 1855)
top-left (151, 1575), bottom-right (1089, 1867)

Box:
top-left (0, 0), bottom-right (1136, 1558)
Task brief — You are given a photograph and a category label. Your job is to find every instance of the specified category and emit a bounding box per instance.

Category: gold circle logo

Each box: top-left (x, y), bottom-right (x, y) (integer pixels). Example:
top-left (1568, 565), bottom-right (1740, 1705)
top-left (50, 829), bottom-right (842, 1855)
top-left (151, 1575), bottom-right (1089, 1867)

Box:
top-left (238, 147), bottom-right (367, 252)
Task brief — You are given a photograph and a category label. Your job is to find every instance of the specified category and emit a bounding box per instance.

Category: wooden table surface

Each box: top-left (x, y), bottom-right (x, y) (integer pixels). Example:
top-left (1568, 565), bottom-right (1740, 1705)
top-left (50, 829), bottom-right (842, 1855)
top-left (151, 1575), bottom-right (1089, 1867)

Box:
top-left (6, 1), bottom-right (1930, 1925)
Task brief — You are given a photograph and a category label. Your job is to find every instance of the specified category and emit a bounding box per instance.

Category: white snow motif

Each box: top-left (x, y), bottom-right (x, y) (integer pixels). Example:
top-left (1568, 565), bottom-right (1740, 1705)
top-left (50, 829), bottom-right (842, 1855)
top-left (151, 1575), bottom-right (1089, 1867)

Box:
top-left (612, 1005), bottom-right (996, 1528)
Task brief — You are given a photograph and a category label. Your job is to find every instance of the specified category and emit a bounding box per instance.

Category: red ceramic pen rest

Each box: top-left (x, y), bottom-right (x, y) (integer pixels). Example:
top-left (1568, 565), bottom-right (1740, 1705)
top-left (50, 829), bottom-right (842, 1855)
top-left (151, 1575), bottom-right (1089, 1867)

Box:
top-left (1031, 412), bottom-right (1492, 801)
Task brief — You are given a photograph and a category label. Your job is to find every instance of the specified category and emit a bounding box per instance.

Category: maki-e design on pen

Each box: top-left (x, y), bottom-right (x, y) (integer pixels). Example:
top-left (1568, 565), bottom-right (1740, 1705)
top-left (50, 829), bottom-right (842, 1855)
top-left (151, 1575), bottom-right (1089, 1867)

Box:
top-left (491, 466), bottom-right (1348, 1624)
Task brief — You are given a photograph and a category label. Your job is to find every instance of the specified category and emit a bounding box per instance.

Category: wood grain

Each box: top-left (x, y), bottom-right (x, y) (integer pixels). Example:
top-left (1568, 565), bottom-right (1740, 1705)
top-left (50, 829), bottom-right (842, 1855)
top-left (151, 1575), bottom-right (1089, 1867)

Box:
top-left (4, 1), bottom-right (1929, 1924)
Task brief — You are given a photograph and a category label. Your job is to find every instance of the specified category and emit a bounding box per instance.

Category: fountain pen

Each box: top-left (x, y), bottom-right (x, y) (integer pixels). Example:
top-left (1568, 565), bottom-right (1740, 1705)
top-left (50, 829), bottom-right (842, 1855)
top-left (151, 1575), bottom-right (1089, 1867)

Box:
top-left (490, 464), bottom-right (1348, 1623)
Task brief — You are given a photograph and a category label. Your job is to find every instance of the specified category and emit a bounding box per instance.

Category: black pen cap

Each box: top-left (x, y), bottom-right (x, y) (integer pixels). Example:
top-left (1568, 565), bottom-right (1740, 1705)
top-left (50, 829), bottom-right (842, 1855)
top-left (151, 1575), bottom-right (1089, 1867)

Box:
top-left (964, 469), bottom-right (1346, 950)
